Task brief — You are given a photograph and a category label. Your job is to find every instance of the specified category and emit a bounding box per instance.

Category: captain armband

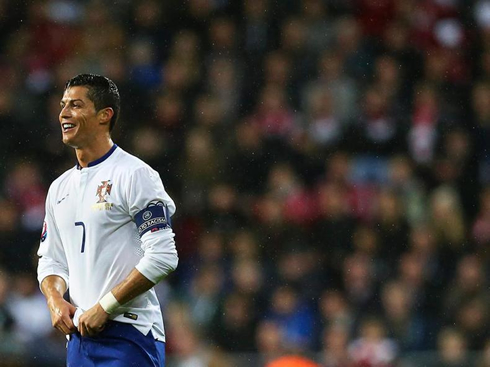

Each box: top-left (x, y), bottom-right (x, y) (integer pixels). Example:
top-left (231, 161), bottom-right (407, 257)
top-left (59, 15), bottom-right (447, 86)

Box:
top-left (134, 201), bottom-right (172, 237)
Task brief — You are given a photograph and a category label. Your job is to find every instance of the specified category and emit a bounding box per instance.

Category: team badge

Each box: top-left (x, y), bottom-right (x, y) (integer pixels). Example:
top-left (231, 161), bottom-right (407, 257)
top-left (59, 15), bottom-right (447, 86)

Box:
top-left (92, 180), bottom-right (114, 211)
top-left (96, 180), bottom-right (112, 203)
top-left (41, 221), bottom-right (47, 242)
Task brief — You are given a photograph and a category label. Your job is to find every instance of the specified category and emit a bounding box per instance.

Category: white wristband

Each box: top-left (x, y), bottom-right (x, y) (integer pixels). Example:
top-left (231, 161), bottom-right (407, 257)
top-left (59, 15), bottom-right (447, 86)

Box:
top-left (99, 292), bottom-right (120, 314)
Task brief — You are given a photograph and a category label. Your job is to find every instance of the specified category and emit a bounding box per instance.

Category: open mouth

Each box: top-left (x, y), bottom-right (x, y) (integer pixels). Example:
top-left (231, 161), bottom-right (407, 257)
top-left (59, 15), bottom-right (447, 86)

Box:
top-left (62, 123), bottom-right (76, 132)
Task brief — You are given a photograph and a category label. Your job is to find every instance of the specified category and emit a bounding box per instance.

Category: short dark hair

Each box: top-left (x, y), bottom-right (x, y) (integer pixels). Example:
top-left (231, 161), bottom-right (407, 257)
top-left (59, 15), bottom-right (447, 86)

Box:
top-left (65, 74), bottom-right (120, 132)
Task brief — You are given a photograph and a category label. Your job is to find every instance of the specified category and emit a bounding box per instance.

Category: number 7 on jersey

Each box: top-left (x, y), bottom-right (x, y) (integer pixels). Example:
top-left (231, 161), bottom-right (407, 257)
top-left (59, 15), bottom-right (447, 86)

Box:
top-left (75, 222), bottom-right (86, 253)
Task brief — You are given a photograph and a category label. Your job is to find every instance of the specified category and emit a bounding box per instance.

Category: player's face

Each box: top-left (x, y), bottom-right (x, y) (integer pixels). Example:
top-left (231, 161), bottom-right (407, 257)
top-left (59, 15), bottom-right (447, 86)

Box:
top-left (59, 86), bottom-right (101, 148)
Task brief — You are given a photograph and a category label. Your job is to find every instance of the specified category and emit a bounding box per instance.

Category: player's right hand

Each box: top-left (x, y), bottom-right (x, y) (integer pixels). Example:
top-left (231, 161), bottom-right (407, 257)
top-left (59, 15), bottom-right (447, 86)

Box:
top-left (47, 295), bottom-right (77, 335)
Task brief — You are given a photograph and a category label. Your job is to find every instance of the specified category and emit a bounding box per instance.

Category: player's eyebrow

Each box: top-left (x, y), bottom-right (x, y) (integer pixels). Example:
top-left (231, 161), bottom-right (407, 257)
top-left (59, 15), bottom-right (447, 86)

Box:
top-left (60, 98), bottom-right (85, 106)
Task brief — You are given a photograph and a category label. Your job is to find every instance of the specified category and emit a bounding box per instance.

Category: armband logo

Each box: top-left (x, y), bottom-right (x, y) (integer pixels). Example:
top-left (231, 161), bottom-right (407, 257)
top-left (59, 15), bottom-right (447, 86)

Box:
top-left (41, 221), bottom-right (47, 242)
top-left (134, 201), bottom-right (172, 237)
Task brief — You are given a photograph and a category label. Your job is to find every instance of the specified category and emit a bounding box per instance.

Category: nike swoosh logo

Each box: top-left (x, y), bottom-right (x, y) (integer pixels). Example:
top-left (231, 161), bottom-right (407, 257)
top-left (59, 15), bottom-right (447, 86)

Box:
top-left (57, 194), bottom-right (69, 204)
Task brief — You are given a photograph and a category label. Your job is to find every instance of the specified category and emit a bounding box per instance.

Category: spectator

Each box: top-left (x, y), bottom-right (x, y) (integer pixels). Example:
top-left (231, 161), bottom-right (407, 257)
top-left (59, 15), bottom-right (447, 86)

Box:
top-left (7, 272), bottom-right (52, 344)
top-left (5, 161), bottom-right (46, 232)
top-left (342, 252), bottom-right (377, 312)
top-left (256, 320), bottom-right (288, 365)
top-left (228, 229), bottom-right (260, 261)
top-left (302, 86), bottom-right (344, 151)
top-left (387, 155), bottom-right (427, 226)
top-left (435, 328), bottom-right (472, 367)
top-left (206, 57), bottom-right (242, 121)
top-left (348, 316), bottom-right (398, 367)
top-left (320, 324), bottom-right (353, 367)
top-left (304, 50), bottom-right (359, 123)
top-left (443, 254), bottom-right (488, 326)
top-left (317, 288), bottom-right (355, 343)
top-left (408, 83), bottom-right (441, 166)
top-left (380, 280), bottom-right (432, 352)
top-left (453, 296), bottom-right (489, 350)
top-left (429, 186), bottom-right (466, 254)
top-left (185, 264), bottom-right (224, 333)
top-left (372, 188), bottom-right (410, 265)
top-left (265, 285), bottom-right (315, 352)
top-left (212, 292), bottom-right (257, 352)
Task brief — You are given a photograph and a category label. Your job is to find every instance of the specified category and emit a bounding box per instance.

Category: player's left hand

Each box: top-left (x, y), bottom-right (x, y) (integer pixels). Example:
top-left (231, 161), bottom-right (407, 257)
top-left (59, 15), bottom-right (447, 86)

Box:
top-left (78, 303), bottom-right (109, 337)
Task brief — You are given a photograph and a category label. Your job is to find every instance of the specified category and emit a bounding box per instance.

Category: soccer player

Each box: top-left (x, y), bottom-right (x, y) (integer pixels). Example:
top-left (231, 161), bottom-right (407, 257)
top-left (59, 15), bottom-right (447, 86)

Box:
top-left (37, 74), bottom-right (178, 366)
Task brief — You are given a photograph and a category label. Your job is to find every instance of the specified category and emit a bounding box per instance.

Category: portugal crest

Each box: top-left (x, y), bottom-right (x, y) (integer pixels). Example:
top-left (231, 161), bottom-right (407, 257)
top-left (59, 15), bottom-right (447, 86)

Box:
top-left (96, 180), bottom-right (112, 203)
top-left (93, 180), bottom-right (114, 211)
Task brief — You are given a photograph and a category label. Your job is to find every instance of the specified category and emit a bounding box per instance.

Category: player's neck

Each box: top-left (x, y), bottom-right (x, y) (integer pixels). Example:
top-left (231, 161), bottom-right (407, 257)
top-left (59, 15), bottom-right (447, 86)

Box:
top-left (76, 138), bottom-right (114, 168)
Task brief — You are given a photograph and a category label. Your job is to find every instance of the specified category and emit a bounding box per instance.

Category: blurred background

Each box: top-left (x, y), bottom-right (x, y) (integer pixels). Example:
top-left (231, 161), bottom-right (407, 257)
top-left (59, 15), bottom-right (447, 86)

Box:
top-left (0, 0), bottom-right (489, 366)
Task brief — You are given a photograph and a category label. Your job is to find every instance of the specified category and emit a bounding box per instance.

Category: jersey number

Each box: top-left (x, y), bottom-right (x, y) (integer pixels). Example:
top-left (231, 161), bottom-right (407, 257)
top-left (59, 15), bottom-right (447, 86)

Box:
top-left (75, 222), bottom-right (86, 253)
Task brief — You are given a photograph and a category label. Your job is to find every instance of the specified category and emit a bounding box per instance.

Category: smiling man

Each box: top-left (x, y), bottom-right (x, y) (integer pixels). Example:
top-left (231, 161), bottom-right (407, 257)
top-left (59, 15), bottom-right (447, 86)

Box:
top-left (37, 74), bottom-right (178, 366)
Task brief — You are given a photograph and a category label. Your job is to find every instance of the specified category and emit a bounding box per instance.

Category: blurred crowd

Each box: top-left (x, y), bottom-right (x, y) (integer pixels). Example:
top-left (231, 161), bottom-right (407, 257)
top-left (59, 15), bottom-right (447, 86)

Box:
top-left (0, 0), bottom-right (489, 366)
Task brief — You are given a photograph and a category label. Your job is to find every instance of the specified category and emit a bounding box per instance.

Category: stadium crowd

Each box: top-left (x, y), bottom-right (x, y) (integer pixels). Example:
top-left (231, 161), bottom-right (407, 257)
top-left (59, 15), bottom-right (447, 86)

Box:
top-left (0, 0), bottom-right (489, 366)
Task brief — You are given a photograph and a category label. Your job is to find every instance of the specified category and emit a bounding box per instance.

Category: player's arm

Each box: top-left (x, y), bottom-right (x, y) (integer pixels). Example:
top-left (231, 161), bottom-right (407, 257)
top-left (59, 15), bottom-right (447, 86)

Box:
top-left (38, 188), bottom-right (76, 335)
top-left (41, 275), bottom-right (76, 335)
top-left (109, 220), bottom-right (178, 305)
top-left (111, 268), bottom-right (155, 304)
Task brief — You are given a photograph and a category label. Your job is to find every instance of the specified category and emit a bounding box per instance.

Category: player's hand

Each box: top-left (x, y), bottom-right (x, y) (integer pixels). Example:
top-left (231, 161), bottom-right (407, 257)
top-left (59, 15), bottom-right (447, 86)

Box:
top-left (47, 295), bottom-right (77, 335)
top-left (78, 303), bottom-right (109, 337)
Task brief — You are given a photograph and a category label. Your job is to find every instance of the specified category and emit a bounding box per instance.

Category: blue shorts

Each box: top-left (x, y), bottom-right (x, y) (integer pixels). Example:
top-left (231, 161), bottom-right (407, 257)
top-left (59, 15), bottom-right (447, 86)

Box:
top-left (67, 321), bottom-right (165, 367)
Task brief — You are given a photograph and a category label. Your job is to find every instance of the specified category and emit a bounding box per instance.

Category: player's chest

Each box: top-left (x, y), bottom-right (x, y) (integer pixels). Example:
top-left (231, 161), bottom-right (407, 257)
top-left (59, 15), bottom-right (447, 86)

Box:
top-left (53, 170), bottom-right (129, 227)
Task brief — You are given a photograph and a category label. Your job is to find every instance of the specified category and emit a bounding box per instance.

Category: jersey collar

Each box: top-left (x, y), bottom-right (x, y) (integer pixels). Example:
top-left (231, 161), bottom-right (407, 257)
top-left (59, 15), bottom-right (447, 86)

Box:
top-left (77, 144), bottom-right (118, 170)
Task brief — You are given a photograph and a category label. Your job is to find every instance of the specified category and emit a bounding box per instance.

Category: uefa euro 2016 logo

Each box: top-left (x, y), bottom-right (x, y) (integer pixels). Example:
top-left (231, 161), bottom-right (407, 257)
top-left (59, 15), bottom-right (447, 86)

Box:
top-left (41, 221), bottom-right (47, 242)
top-left (92, 180), bottom-right (114, 211)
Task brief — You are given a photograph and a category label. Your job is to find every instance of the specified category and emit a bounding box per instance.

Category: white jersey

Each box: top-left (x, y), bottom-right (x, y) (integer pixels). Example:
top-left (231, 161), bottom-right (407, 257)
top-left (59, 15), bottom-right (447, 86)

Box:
top-left (37, 145), bottom-right (178, 341)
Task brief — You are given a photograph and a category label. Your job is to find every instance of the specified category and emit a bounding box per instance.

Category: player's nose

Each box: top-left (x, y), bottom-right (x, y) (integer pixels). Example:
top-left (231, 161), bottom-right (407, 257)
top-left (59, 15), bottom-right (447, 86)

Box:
top-left (59, 105), bottom-right (72, 120)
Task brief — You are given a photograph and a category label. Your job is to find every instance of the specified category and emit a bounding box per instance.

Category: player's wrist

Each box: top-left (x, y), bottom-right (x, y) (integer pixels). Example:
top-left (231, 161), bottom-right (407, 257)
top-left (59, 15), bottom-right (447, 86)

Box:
top-left (46, 292), bottom-right (64, 307)
top-left (98, 291), bottom-right (120, 314)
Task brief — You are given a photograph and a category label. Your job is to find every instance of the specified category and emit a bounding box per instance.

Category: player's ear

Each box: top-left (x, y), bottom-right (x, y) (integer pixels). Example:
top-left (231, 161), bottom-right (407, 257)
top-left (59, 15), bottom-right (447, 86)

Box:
top-left (98, 108), bottom-right (114, 126)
